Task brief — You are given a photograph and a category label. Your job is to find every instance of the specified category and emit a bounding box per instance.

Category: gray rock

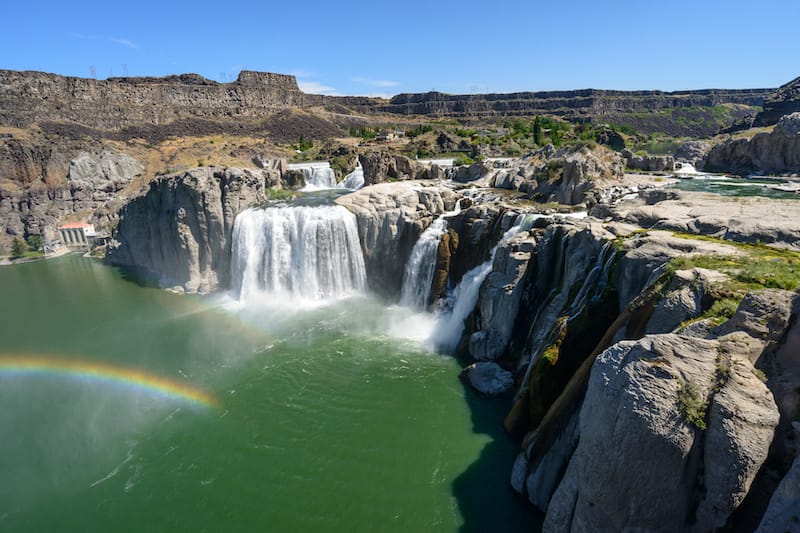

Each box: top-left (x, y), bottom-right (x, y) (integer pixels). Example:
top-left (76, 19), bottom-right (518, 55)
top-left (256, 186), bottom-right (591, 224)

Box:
top-left (460, 362), bottom-right (513, 395)
top-left (106, 166), bottom-right (266, 293)
top-left (335, 182), bottom-right (459, 298)
top-left (706, 112), bottom-right (800, 175)
top-left (469, 231), bottom-right (537, 361)
top-left (543, 333), bottom-right (779, 532)
top-left (756, 454), bottom-right (800, 533)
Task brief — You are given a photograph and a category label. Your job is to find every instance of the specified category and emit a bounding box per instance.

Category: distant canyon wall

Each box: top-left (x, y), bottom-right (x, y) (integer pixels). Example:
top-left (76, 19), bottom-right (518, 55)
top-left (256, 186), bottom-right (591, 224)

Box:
top-left (0, 69), bottom-right (772, 134)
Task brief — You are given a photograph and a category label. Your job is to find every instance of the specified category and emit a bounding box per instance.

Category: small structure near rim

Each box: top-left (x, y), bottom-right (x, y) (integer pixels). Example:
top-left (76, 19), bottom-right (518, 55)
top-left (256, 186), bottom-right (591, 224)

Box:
top-left (58, 222), bottom-right (96, 248)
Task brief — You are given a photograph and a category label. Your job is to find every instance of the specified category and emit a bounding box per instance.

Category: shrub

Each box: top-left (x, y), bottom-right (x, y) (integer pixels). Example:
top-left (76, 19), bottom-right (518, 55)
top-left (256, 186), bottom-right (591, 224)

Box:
top-left (678, 379), bottom-right (707, 430)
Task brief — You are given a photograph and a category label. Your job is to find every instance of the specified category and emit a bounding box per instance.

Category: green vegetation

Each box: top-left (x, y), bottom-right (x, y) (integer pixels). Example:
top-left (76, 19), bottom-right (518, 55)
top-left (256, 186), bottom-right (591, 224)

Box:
top-left (541, 344), bottom-right (560, 365)
top-left (26, 235), bottom-right (42, 252)
top-left (678, 379), bottom-right (708, 430)
top-left (697, 298), bottom-right (741, 327)
top-left (11, 237), bottom-right (25, 258)
top-left (668, 234), bottom-right (800, 293)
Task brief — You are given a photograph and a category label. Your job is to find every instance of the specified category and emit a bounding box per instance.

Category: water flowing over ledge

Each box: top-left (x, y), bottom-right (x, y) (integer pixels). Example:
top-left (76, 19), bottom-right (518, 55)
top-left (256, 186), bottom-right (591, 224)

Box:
top-left (230, 205), bottom-right (367, 303)
top-left (400, 201), bottom-right (462, 309)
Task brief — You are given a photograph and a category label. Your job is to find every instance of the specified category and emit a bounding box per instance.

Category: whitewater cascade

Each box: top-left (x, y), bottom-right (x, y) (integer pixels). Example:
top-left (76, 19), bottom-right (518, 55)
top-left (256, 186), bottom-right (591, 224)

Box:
top-left (430, 215), bottom-right (534, 351)
top-left (399, 202), bottom-right (462, 309)
top-left (230, 205), bottom-right (367, 302)
top-left (287, 162), bottom-right (337, 190)
top-left (338, 166), bottom-right (365, 191)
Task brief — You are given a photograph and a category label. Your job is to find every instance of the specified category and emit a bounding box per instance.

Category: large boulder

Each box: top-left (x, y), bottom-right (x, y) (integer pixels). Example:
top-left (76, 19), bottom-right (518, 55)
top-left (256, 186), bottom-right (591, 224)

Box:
top-left (675, 140), bottom-right (711, 168)
top-left (460, 362), bottom-right (514, 395)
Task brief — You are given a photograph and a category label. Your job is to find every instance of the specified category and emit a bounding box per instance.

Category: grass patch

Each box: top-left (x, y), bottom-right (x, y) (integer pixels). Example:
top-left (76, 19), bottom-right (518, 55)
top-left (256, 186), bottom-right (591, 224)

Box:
top-left (678, 379), bottom-right (708, 430)
top-left (668, 233), bottom-right (800, 293)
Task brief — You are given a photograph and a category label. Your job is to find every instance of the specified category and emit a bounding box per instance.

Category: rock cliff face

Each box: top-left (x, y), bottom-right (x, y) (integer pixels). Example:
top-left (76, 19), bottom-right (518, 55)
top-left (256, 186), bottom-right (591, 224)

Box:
top-left (705, 113), bottom-right (800, 175)
top-left (381, 88), bottom-right (769, 123)
top-left (0, 142), bottom-right (145, 248)
top-left (753, 76), bottom-right (800, 127)
top-left (430, 187), bottom-right (800, 530)
top-left (0, 70), bottom-right (335, 130)
top-left (106, 167), bottom-right (266, 293)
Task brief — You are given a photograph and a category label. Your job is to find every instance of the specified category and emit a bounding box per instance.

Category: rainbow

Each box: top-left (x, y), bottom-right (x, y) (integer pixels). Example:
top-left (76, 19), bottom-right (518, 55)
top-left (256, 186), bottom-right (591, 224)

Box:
top-left (0, 354), bottom-right (218, 408)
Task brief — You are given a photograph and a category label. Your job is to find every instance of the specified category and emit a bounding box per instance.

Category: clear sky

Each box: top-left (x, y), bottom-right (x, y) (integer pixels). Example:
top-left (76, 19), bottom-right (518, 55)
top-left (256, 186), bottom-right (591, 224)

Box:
top-left (2, 0), bottom-right (797, 97)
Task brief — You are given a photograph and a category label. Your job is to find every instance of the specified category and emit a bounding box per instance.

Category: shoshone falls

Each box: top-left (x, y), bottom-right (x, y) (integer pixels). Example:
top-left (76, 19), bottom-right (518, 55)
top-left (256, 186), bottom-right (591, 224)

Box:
top-left (0, 189), bottom-right (538, 531)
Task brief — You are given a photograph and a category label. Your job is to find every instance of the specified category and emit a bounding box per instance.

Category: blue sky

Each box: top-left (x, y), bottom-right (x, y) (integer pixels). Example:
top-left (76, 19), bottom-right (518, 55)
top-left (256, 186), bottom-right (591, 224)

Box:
top-left (2, 0), bottom-right (798, 97)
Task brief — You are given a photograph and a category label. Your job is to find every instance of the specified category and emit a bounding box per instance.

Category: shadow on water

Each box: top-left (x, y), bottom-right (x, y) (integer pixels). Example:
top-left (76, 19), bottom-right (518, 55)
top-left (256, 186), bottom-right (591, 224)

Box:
top-left (452, 383), bottom-right (543, 533)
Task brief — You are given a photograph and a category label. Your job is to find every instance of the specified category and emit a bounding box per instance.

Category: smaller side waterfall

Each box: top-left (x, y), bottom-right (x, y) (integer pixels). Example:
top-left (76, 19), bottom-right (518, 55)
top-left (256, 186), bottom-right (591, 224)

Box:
top-left (230, 205), bottom-right (367, 302)
top-left (430, 217), bottom-right (526, 351)
top-left (400, 202), bottom-right (462, 309)
top-left (338, 166), bottom-right (365, 191)
top-left (288, 162), bottom-right (337, 190)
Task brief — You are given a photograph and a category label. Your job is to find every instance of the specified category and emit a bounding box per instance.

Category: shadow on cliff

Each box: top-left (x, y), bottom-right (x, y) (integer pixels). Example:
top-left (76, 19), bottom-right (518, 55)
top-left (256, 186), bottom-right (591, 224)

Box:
top-left (451, 384), bottom-right (542, 533)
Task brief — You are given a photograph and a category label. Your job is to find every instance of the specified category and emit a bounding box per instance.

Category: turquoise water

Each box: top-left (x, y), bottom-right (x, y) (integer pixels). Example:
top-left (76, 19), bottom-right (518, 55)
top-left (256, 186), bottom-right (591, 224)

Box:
top-left (0, 255), bottom-right (536, 531)
top-left (670, 176), bottom-right (800, 199)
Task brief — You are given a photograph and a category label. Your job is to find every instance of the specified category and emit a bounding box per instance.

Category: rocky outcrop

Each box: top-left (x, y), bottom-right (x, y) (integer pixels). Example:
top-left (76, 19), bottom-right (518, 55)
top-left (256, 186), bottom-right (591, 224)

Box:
top-left (335, 182), bottom-right (460, 298)
top-left (675, 140), bottom-right (711, 167)
top-left (106, 167), bottom-right (266, 293)
top-left (705, 112), bottom-right (800, 175)
top-left (357, 152), bottom-right (431, 185)
top-left (468, 230), bottom-right (537, 361)
top-left (544, 332), bottom-right (779, 532)
top-left (493, 144), bottom-right (625, 206)
top-left (592, 189), bottom-right (800, 249)
top-left (621, 149), bottom-right (675, 172)
top-left (753, 75), bottom-right (800, 127)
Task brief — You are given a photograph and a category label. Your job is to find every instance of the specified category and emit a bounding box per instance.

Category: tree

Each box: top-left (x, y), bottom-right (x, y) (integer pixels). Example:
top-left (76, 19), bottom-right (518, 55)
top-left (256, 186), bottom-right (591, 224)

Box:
top-left (533, 119), bottom-right (544, 146)
top-left (11, 237), bottom-right (25, 258)
top-left (27, 235), bottom-right (42, 251)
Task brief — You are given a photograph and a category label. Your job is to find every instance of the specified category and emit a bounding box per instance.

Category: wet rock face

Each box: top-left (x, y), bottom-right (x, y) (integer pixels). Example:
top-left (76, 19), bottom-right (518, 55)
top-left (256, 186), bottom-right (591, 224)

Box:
top-left (106, 167), bottom-right (266, 293)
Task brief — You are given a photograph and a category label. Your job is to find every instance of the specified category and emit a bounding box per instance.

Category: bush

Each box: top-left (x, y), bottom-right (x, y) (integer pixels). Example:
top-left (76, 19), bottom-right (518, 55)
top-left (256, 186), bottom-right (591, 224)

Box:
top-left (27, 235), bottom-right (42, 251)
top-left (678, 379), bottom-right (707, 430)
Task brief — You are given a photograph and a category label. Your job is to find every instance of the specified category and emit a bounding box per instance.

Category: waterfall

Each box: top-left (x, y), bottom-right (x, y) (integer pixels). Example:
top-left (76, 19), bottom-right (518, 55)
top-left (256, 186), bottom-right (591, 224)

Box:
top-left (429, 217), bottom-right (526, 352)
top-left (400, 202), bottom-right (462, 309)
top-left (230, 205), bottom-right (367, 302)
top-left (338, 166), bottom-right (365, 191)
top-left (287, 162), bottom-right (337, 190)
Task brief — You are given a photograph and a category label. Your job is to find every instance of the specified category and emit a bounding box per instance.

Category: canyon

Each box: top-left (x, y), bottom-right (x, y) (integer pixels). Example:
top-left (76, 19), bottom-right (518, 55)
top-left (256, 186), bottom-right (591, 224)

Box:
top-left (2, 68), bottom-right (800, 531)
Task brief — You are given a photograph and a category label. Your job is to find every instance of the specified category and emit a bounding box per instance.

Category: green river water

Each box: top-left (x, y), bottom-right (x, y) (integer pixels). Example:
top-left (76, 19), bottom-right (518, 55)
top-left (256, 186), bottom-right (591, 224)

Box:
top-left (0, 255), bottom-right (536, 531)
